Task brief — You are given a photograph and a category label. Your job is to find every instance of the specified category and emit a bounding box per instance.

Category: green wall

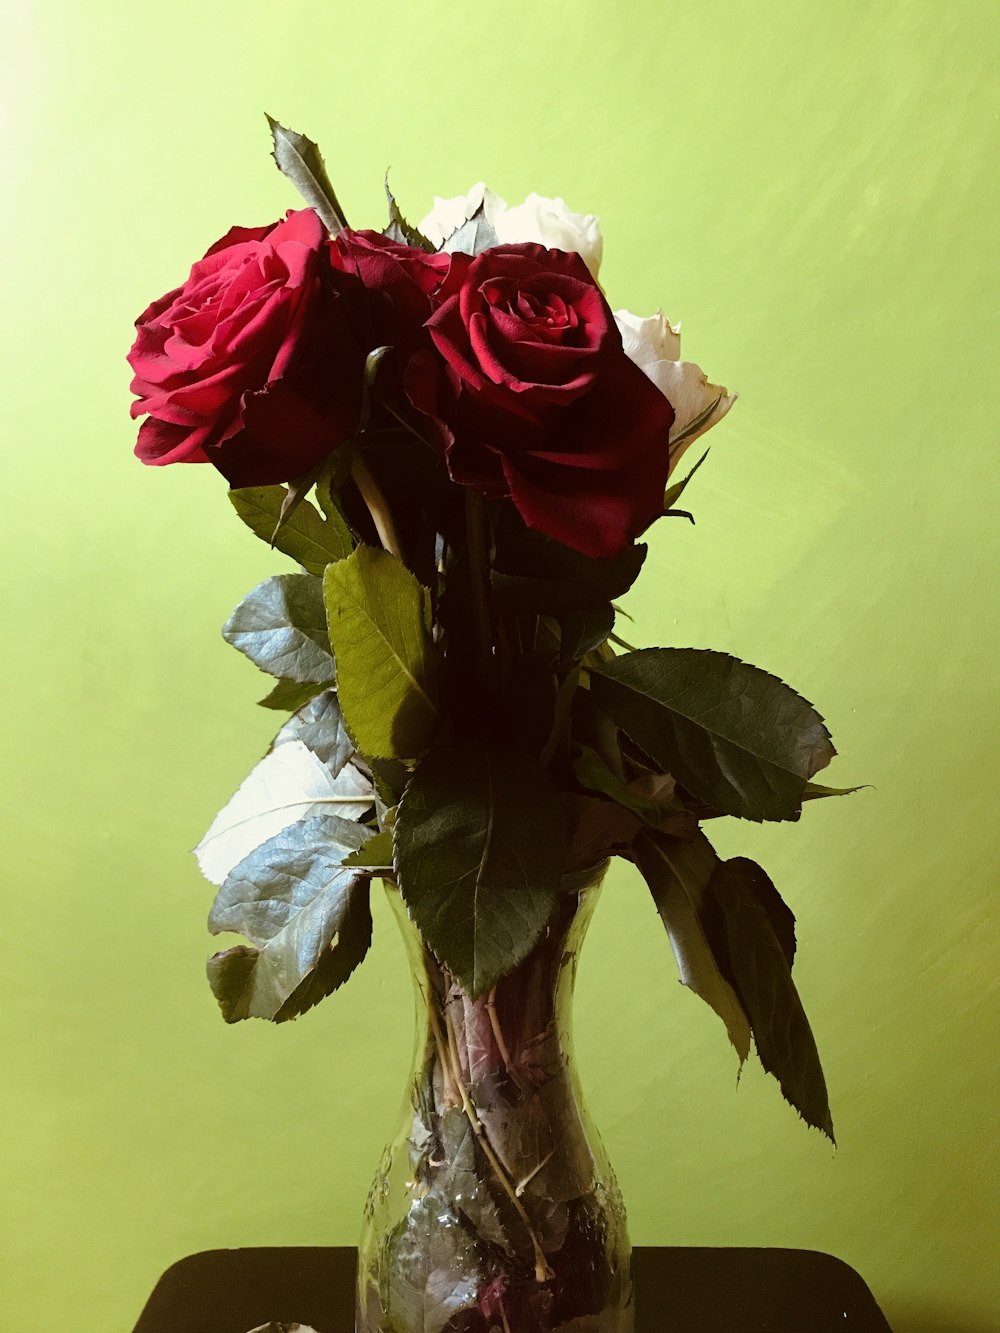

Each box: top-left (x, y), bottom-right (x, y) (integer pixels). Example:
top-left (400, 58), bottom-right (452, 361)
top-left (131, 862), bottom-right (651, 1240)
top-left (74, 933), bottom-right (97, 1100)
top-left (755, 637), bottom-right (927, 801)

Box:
top-left (2, 2), bottom-right (997, 1328)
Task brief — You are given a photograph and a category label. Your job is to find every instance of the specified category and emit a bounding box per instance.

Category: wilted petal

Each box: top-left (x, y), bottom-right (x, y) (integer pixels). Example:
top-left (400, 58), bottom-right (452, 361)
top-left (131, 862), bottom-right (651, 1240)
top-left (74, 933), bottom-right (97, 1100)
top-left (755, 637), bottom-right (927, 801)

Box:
top-left (614, 307), bottom-right (681, 365)
top-left (657, 360), bottom-right (737, 464)
top-left (615, 308), bottom-right (735, 465)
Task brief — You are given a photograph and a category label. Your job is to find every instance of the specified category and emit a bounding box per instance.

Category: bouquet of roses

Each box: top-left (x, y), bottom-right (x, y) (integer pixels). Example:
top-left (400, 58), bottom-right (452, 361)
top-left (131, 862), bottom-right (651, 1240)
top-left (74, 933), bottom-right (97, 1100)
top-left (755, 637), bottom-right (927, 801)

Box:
top-left (128, 120), bottom-right (844, 1141)
top-left (129, 118), bottom-right (853, 1331)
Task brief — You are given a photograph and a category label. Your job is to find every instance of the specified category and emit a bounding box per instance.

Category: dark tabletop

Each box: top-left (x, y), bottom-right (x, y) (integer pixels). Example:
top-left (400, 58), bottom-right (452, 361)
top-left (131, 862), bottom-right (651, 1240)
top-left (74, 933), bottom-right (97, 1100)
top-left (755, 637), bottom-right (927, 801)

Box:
top-left (134, 1245), bottom-right (893, 1331)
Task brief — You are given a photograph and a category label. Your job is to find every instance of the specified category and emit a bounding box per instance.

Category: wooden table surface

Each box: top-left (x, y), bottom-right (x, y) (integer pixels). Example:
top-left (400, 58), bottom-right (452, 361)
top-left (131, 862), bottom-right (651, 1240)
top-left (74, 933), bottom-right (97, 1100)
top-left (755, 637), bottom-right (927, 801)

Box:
top-left (134, 1245), bottom-right (893, 1331)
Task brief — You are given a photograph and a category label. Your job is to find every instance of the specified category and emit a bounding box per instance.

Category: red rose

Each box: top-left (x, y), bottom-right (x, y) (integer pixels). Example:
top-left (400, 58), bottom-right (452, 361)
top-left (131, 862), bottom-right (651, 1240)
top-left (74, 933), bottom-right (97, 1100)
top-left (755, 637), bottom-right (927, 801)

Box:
top-left (327, 229), bottom-right (450, 379)
top-left (128, 209), bottom-right (369, 487)
top-left (406, 243), bottom-right (675, 558)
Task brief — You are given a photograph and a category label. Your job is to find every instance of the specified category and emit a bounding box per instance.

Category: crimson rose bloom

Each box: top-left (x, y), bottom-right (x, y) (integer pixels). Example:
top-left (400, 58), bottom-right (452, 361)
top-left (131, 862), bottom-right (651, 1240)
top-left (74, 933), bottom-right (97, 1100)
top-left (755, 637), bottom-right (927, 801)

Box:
top-left (406, 243), bottom-right (675, 558)
top-left (129, 209), bottom-right (371, 487)
top-left (328, 229), bottom-right (450, 358)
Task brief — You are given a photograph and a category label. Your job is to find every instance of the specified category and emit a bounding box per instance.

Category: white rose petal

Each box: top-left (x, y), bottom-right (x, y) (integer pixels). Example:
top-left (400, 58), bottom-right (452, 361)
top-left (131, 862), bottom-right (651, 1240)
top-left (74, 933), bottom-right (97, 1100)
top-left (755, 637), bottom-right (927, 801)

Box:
top-left (419, 184), bottom-right (603, 277)
top-left (615, 307), bottom-right (736, 465)
top-left (494, 193), bottom-right (604, 277)
top-left (418, 182), bottom-right (507, 248)
top-left (615, 308), bottom-right (682, 366)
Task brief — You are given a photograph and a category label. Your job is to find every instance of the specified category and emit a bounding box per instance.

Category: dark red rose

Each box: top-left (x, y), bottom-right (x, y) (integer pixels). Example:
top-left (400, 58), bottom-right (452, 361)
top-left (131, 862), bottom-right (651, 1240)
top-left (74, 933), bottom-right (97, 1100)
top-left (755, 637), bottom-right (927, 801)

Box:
top-left (330, 230), bottom-right (449, 331)
top-left (406, 243), bottom-right (675, 558)
top-left (128, 209), bottom-right (369, 487)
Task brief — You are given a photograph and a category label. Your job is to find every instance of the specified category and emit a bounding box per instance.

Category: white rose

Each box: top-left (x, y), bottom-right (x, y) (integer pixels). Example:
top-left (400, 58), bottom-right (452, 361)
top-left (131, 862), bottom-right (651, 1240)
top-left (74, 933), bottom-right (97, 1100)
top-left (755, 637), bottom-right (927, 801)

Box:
top-left (417, 182), bottom-right (507, 249)
top-left (418, 185), bottom-right (603, 277)
top-left (614, 308), bottom-right (736, 466)
top-left (493, 193), bottom-right (603, 277)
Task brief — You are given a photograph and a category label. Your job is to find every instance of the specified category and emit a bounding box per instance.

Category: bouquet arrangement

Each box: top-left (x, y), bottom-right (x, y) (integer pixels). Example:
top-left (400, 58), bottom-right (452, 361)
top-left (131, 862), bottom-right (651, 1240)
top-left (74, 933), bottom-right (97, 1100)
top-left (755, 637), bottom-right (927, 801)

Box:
top-left (129, 120), bottom-right (848, 1331)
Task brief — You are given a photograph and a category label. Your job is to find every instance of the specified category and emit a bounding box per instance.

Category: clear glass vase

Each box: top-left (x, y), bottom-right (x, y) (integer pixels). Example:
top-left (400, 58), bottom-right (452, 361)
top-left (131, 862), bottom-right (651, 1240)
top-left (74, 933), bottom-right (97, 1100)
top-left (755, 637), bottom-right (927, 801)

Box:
top-left (356, 864), bottom-right (633, 1332)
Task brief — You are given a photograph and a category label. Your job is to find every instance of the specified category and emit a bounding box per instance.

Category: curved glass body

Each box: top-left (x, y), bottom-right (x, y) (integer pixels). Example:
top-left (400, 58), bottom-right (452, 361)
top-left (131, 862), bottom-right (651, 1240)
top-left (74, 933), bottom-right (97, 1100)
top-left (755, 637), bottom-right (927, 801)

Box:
top-left (356, 866), bottom-right (633, 1332)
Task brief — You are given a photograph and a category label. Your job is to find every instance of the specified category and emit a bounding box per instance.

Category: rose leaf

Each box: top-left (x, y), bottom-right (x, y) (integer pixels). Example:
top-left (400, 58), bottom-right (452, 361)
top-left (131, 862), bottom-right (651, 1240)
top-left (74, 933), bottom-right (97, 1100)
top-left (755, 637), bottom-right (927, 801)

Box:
top-left (223, 573), bottom-right (335, 685)
top-left (207, 815), bottom-right (373, 1023)
top-left (342, 828), bottom-right (394, 871)
top-left (558, 603), bottom-right (616, 660)
top-left (591, 647), bottom-right (835, 822)
top-left (441, 202), bottom-right (499, 256)
top-left (229, 485), bottom-right (352, 574)
top-left (572, 745), bottom-right (667, 826)
top-left (708, 856), bottom-right (834, 1141)
top-left (384, 174), bottom-right (436, 252)
top-left (384, 1192), bottom-right (481, 1332)
top-left (270, 689), bottom-right (355, 772)
top-left (662, 447), bottom-right (710, 512)
top-left (803, 780), bottom-right (869, 802)
top-left (323, 546), bottom-right (441, 761)
top-left (394, 740), bottom-right (570, 997)
top-left (257, 677), bottom-right (328, 712)
top-left (634, 829), bottom-right (752, 1064)
top-left (195, 740), bottom-right (373, 886)
top-left (265, 115), bottom-right (347, 236)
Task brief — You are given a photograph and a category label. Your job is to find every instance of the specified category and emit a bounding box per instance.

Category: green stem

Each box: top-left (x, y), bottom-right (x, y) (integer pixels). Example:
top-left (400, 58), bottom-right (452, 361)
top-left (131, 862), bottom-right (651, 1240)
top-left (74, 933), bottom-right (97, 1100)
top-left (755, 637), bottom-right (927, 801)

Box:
top-left (352, 451), bottom-right (405, 563)
top-left (443, 1005), bottom-right (552, 1283)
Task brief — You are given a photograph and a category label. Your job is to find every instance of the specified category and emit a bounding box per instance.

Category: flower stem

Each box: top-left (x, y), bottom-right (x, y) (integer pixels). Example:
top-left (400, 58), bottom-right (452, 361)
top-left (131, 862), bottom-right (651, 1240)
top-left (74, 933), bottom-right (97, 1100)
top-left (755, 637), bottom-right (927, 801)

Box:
top-left (352, 451), bottom-right (405, 562)
top-left (485, 987), bottom-right (526, 1092)
top-left (443, 1005), bottom-right (553, 1283)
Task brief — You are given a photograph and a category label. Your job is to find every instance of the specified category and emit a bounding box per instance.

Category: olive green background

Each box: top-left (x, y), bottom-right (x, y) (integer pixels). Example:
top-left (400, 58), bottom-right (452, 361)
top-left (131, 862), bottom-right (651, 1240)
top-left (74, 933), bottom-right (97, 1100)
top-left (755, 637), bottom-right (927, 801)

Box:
top-left (2, 1), bottom-right (997, 1328)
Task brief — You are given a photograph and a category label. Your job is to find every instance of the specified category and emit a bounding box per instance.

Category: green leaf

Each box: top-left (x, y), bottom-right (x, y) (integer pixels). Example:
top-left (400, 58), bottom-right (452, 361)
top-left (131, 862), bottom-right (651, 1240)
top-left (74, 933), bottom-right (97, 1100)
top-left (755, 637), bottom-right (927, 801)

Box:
top-left (257, 677), bottom-right (327, 711)
top-left (564, 794), bottom-right (642, 871)
top-left (492, 529), bottom-right (646, 614)
top-left (709, 857), bottom-right (834, 1140)
top-left (395, 741), bottom-right (571, 997)
top-left (558, 604), bottom-right (615, 660)
top-left (273, 883), bottom-right (372, 1021)
top-left (437, 1108), bottom-right (511, 1251)
top-left (384, 1193), bottom-right (481, 1331)
top-left (343, 828), bottom-right (393, 870)
top-left (803, 780), bottom-right (867, 802)
top-left (272, 690), bottom-right (354, 772)
top-left (207, 814), bottom-right (372, 1022)
top-left (591, 648), bottom-right (835, 822)
top-left (315, 450), bottom-right (355, 522)
top-left (323, 546), bottom-right (441, 759)
top-left (662, 448), bottom-right (709, 511)
top-left (384, 175), bottom-right (436, 252)
top-left (573, 746), bottom-right (666, 825)
top-left (265, 115), bottom-right (347, 235)
top-left (634, 829), bottom-right (752, 1063)
top-left (229, 485), bottom-right (352, 574)
top-left (441, 203), bottom-right (498, 256)
top-left (223, 573), bottom-right (335, 685)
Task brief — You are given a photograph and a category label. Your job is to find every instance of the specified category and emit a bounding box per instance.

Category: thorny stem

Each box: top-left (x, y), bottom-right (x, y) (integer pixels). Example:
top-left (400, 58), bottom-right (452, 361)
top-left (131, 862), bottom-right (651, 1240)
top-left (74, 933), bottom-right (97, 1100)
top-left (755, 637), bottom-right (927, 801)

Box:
top-left (427, 1001), bottom-right (461, 1109)
top-left (352, 451), bottom-right (405, 562)
top-left (442, 1005), bottom-right (553, 1283)
top-left (485, 988), bottom-right (526, 1093)
top-left (515, 1148), bottom-right (556, 1198)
